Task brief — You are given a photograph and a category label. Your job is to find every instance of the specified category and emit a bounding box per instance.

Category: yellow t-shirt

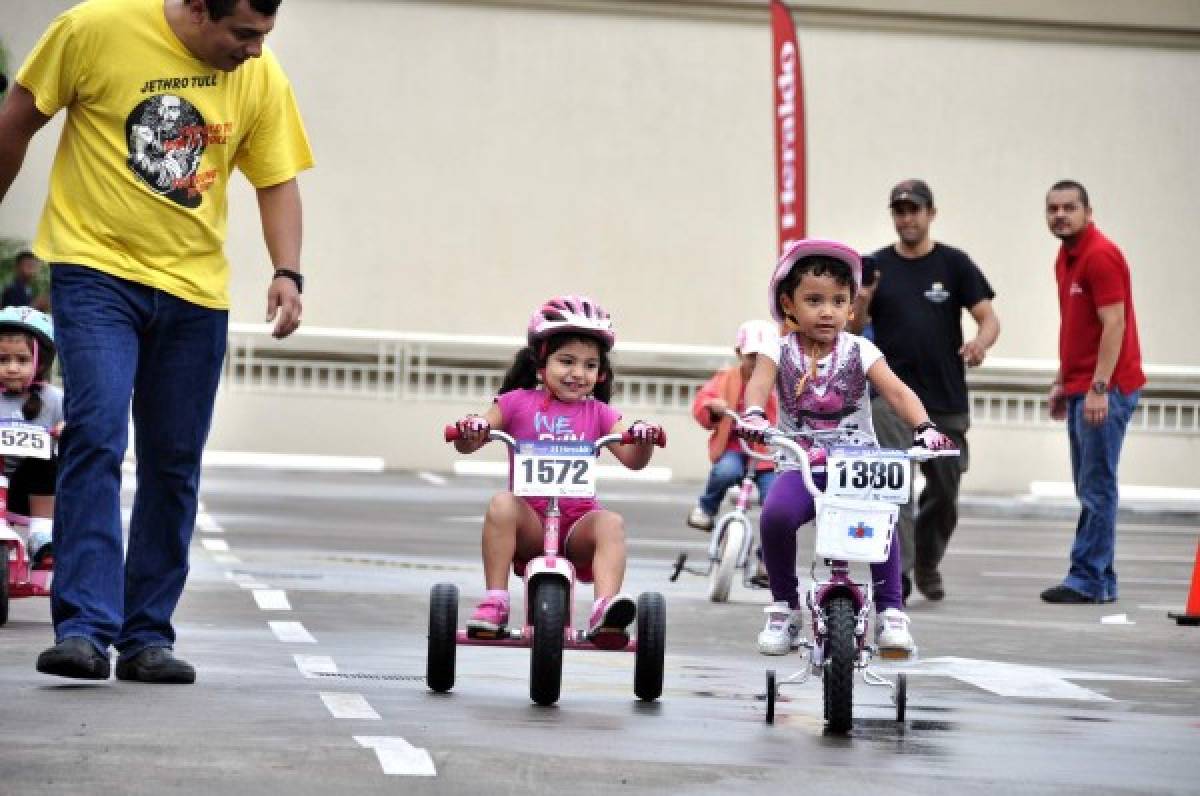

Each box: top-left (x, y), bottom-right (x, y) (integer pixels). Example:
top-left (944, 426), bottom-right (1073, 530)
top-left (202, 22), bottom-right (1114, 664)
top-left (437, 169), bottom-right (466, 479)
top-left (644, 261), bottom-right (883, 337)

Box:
top-left (16, 0), bottom-right (314, 309)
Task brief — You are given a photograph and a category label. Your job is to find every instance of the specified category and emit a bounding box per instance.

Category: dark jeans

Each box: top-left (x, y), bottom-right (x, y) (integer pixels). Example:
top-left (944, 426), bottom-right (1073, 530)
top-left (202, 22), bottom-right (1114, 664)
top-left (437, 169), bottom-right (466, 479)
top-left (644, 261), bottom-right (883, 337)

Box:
top-left (697, 450), bottom-right (777, 515)
top-left (50, 265), bottom-right (227, 656)
top-left (871, 396), bottom-right (969, 586)
top-left (1063, 389), bottom-right (1139, 601)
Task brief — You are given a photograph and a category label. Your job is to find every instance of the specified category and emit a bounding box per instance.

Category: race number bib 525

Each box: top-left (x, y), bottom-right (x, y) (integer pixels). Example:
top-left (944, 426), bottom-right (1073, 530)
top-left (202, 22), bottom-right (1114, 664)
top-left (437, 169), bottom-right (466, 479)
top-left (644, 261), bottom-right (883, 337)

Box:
top-left (0, 421), bottom-right (52, 460)
top-left (826, 446), bottom-right (909, 503)
top-left (513, 442), bottom-right (597, 498)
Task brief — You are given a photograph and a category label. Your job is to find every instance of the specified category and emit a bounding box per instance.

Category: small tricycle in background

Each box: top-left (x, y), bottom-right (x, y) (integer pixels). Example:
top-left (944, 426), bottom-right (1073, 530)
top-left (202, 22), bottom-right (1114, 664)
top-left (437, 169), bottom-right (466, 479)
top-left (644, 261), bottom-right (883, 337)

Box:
top-left (429, 426), bottom-right (668, 706)
top-left (0, 420), bottom-right (56, 626)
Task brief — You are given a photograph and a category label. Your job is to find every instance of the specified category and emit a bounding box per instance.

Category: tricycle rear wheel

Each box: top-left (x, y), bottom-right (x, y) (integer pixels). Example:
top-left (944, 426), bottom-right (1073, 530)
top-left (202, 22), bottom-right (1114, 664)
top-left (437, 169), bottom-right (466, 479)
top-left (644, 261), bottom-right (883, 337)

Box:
top-left (426, 583), bottom-right (458, 693)
top-left (634, 592), bottom-right (666, 701)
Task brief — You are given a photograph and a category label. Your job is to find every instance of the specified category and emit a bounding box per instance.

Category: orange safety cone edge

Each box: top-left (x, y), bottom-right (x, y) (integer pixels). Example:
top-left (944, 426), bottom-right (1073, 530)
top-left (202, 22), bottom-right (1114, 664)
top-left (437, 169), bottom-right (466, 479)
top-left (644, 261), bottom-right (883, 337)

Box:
top-left (1167, 540), bottom-right (1200, 626)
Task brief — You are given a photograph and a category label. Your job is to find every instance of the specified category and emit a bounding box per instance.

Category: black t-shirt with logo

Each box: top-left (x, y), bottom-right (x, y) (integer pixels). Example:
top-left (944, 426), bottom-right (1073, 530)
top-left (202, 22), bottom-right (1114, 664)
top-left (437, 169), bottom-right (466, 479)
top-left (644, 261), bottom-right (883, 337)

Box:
top-left (868, 243), bottom-right (995, 413)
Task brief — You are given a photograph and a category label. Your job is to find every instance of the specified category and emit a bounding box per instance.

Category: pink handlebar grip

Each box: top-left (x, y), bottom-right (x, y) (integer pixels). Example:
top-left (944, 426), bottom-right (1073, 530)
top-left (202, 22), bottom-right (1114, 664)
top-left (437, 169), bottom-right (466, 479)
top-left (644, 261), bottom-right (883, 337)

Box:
top-left (620, 429), bottom-right (668, 448)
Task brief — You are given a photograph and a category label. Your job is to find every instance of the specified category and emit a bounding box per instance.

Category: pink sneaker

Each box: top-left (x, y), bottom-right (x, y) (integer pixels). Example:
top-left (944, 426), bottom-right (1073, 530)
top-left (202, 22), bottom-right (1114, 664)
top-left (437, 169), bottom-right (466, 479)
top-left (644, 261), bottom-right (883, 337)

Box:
top-left (587, 594), bottom-right (637, 649)
top-left (466, 596), bottom-right (509, 638)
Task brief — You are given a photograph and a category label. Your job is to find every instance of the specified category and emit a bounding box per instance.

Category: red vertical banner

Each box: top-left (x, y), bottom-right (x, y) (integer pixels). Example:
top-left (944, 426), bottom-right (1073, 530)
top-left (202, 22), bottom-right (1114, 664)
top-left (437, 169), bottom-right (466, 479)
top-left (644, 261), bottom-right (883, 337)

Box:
top-left (771, 0), bottom-right (805, 252)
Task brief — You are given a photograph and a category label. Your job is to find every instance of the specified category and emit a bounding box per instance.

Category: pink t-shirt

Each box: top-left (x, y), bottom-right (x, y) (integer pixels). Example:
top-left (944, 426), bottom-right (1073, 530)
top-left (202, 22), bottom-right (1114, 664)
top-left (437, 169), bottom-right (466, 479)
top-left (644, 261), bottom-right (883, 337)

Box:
top-left (495, 388), bottom-right (622, 514)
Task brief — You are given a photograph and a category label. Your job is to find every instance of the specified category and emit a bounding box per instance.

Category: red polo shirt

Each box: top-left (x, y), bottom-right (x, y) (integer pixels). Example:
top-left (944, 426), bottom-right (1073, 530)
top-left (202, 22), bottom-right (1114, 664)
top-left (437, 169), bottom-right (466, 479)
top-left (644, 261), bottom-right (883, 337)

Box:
top-left (1055, 223), bottom-right (1145, 395)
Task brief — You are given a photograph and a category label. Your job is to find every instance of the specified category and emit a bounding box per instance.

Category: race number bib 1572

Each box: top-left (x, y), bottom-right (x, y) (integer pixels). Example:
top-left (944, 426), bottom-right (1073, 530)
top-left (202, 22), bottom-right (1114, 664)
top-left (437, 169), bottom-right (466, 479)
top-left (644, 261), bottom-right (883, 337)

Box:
top-left (0, 421), bottom-right (53, 460)
top-left (513, 441), bottom-right (597, 498)
top-left (826, 446), bottom-right (910, 503)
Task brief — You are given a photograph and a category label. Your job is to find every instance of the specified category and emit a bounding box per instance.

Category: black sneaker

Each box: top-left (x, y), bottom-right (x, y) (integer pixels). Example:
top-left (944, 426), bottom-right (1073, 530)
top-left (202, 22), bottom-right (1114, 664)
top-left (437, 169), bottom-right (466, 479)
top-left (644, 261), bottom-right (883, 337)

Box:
top-left (36, 637), bottom-right (111, 680)
top-left (1040, 584), bottom-right (1100, 604)
top-left (901, 574), bottom-right (912, 602)
top-left (115, 646), bottom-right (196, 684)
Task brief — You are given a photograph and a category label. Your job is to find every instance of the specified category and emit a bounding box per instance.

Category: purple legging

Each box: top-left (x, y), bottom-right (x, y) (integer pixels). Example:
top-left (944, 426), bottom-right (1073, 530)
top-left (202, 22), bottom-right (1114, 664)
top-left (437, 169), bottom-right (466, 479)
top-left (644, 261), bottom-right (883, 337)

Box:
top-left (759, 470), bottom-right (903, 611)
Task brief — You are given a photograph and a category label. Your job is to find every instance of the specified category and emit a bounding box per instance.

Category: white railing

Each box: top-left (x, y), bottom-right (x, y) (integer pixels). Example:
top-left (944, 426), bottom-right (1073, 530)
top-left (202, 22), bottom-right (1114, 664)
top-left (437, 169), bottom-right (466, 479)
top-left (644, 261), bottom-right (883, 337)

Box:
top-left (224, 324), bottom-right (1200, 434)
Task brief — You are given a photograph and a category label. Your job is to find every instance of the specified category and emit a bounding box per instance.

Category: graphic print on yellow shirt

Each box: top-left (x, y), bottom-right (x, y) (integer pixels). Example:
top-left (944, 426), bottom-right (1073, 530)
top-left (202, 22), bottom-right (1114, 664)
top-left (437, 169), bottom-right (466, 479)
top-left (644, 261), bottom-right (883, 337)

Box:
top-left (15, 0), bottom-right (314, 309)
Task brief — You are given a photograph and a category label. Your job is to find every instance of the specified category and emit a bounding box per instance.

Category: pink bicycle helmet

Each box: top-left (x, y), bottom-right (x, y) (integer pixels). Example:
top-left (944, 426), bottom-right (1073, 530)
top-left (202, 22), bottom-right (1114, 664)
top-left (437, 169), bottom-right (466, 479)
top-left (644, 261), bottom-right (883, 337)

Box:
top-left (768, 239), bottom-right (863, 323)
top-left (527, 295), bottom-right (616, 351)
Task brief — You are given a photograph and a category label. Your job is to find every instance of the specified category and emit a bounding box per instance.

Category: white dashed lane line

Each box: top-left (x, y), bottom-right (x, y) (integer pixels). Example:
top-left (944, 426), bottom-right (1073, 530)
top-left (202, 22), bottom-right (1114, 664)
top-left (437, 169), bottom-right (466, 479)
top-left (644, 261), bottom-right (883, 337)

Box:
top-left (200, 501), bottom-right (439, 779)
top-left (418, 471), bottom-right (447, 486)
top-left (269, 621), bottom-right (317, 643)
top-left (252, 589), bottom-right (292, 611)
top-left (294, 654), bottom-right (338, 678)
top-left (354, 736), bottom-right (437, 777)
top-left (320, 692), bottom-right (381, 720)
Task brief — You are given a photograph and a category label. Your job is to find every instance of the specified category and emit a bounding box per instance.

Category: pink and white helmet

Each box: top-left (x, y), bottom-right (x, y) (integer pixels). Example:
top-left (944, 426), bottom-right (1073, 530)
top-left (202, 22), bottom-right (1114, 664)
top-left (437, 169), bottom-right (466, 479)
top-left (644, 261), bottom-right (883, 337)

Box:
top-left (527, 295), bottom-right (616, 350)
top-left (768, 239), bottom-right (862, 323)
top-left (734, 319), bottom-right (779, 356)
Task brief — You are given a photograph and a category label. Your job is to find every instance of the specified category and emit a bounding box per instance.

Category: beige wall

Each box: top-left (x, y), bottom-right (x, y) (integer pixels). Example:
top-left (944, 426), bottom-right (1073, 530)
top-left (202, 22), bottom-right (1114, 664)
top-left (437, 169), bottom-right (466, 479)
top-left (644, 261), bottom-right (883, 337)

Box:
top-left (2, 1), bottom-right (1198, 488)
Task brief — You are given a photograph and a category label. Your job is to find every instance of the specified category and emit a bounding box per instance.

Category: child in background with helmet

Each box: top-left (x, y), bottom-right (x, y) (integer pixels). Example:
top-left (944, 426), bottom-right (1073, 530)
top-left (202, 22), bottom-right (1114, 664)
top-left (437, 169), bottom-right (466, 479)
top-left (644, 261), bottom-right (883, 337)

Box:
top-left (451, 296), bottom-right (665, 647)
top-left (0, 307), bottom-right (63, 568)
top-left (687, 320), bottom-right (781, 534)
top-left (737, 240), bottom-right (956, 657)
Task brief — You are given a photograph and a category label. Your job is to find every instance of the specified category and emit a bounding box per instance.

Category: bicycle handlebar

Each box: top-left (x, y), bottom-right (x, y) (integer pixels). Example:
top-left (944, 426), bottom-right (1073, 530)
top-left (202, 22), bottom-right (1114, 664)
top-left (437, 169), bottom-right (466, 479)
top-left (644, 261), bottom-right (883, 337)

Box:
top-left (719, 408), bottom-right (775, 463)
top-left (443, 426), bottom-right (666, 450)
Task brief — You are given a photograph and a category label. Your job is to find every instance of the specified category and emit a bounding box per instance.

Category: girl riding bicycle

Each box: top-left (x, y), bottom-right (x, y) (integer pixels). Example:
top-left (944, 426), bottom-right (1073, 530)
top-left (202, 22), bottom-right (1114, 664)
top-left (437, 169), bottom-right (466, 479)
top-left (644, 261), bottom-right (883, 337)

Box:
top-left (451, 296), bottom-right (664, 647)
top-left (736, 240), bottom-right (955, 657)
top-left (0, 307), bottom-right (63, 568)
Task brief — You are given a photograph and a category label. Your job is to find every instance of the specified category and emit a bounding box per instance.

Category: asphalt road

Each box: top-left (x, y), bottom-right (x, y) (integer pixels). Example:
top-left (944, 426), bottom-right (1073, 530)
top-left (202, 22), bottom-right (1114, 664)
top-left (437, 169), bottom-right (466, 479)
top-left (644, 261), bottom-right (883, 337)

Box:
top-left (1, 467), bottom-right (1198, 795)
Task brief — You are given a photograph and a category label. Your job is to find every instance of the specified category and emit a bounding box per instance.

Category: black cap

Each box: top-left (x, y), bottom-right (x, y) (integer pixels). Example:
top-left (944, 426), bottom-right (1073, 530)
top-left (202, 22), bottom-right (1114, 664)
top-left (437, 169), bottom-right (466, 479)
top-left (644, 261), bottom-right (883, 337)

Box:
top-left (889, 179), bottom-right (934, 209)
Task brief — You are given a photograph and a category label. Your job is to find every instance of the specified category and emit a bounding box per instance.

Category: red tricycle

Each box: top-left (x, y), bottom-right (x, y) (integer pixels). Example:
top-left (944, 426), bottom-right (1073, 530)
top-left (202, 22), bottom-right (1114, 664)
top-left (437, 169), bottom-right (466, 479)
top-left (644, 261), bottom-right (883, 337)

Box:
top-left (429, 425), bottom-right (668, 706)
top-left (0, 420), bottom-right (56, 626)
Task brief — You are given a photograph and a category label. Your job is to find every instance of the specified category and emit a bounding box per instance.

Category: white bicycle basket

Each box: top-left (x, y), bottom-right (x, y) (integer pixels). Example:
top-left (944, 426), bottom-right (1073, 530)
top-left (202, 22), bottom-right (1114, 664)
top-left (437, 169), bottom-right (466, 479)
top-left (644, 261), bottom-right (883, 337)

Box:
top-left (814, 496), bottom-right (898, 563)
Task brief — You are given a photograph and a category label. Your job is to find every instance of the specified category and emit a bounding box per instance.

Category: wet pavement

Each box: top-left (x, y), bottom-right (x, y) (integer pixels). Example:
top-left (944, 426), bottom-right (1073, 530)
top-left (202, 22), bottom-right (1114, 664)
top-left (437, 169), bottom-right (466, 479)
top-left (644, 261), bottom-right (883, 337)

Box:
top-left (1, 467), bottom-right (1198, 794)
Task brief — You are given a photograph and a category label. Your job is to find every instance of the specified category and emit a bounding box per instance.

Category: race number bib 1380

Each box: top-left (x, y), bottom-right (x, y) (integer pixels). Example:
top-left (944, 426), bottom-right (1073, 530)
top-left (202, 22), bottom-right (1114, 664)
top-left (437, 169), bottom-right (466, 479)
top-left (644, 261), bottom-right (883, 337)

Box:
top-left (0, 421), bottom-right (53, 460)
top-left (513, 442), bottom-right (597, 498)
top-left (826, 446), bottom-right (910, 503)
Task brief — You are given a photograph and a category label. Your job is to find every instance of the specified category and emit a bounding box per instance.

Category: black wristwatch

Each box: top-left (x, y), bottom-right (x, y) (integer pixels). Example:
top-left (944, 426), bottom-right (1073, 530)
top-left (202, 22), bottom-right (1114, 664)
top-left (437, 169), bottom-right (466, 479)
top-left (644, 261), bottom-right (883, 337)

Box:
top-left (273, 268), bottom-right (304, 293)
top-left (1090, 380), bottom-right (1108, 395)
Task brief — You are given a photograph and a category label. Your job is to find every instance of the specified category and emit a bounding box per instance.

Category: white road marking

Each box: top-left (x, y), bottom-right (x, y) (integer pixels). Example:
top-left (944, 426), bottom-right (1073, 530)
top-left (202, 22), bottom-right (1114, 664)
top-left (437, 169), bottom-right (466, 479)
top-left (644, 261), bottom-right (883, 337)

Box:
top-left (268, 621), bottom-right (316, 643)
top-left (252, 589), bottom-right (292, 611)
top-left (916, 656), bottom-right (1177, 701)
top-left (628, 539), bottom-right (707, 551)
top-left (211, 553), bottom-right (241, 564)
top-left (204, 450), bottom-right (385, 472)
top-left (294, 654), bottom-right (338, 678)
top-left (237, 581), bottom-right (270, 590)
top-left (320, 692), bottom-right (381, 720)
top-left (1030, 480), bottom-right (1200, 503)
top-left (443, 515), bottom-right (485, 523)
top-left (981, 571), bottom-right (1189, 586)
top-left (954, 547), bottom-right (1193, 564)
top-left (957, 516), bottom-right (1195, 535)
top-left (354, 736), bottom-right (437, 777)
top-left (418, 471), bottom-right (447, 486)
top-left (1101, 613), bottom-right (1136, 625)
top-left (196, 511), bottom-right (223, 533)
top-left (201, 538), bottom-right (229, 552)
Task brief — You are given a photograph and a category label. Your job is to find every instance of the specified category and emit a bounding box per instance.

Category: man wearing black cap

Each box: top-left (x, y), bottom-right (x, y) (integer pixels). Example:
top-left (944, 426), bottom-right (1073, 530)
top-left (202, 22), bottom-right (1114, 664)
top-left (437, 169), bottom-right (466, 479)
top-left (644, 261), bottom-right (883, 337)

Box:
top-left (852, 179), bottom-right (1000, 602)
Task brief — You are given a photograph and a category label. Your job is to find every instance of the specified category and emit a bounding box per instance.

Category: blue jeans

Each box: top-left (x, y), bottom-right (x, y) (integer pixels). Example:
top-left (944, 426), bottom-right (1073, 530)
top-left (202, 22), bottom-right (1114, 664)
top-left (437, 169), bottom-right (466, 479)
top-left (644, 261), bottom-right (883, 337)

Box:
top-left (50, 265), bottom-right (228, 656)
top-left (697, 450), bottom-right (777, 515)
top-left (1063, 389), bottom-right (1139, 601)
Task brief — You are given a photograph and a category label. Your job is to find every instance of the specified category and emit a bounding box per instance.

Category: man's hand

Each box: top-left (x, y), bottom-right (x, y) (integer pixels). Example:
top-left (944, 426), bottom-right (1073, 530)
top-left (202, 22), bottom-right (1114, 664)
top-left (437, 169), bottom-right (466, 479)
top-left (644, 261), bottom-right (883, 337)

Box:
top-left (266, 276), bottom-right (302, 339)
top-left (1048, 383), bottom-right (1067, 421)
top-left (1083, 389), bottom-right (1108, 426)
top-left (959, 338), bottom-right (987, 367)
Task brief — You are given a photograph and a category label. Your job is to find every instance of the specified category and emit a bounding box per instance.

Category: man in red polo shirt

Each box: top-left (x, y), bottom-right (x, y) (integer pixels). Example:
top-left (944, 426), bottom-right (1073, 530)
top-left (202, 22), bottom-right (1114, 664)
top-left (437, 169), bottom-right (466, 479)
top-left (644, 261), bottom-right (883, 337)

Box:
top-left (1042, 180), bottom-right (1145, 604)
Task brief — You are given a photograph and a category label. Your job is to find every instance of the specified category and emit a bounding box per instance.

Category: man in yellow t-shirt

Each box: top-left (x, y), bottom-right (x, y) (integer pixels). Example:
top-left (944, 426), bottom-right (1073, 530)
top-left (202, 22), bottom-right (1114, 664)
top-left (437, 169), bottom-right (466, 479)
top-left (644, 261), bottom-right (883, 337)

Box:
top-left (0, 0), bottom-right (314, 684)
